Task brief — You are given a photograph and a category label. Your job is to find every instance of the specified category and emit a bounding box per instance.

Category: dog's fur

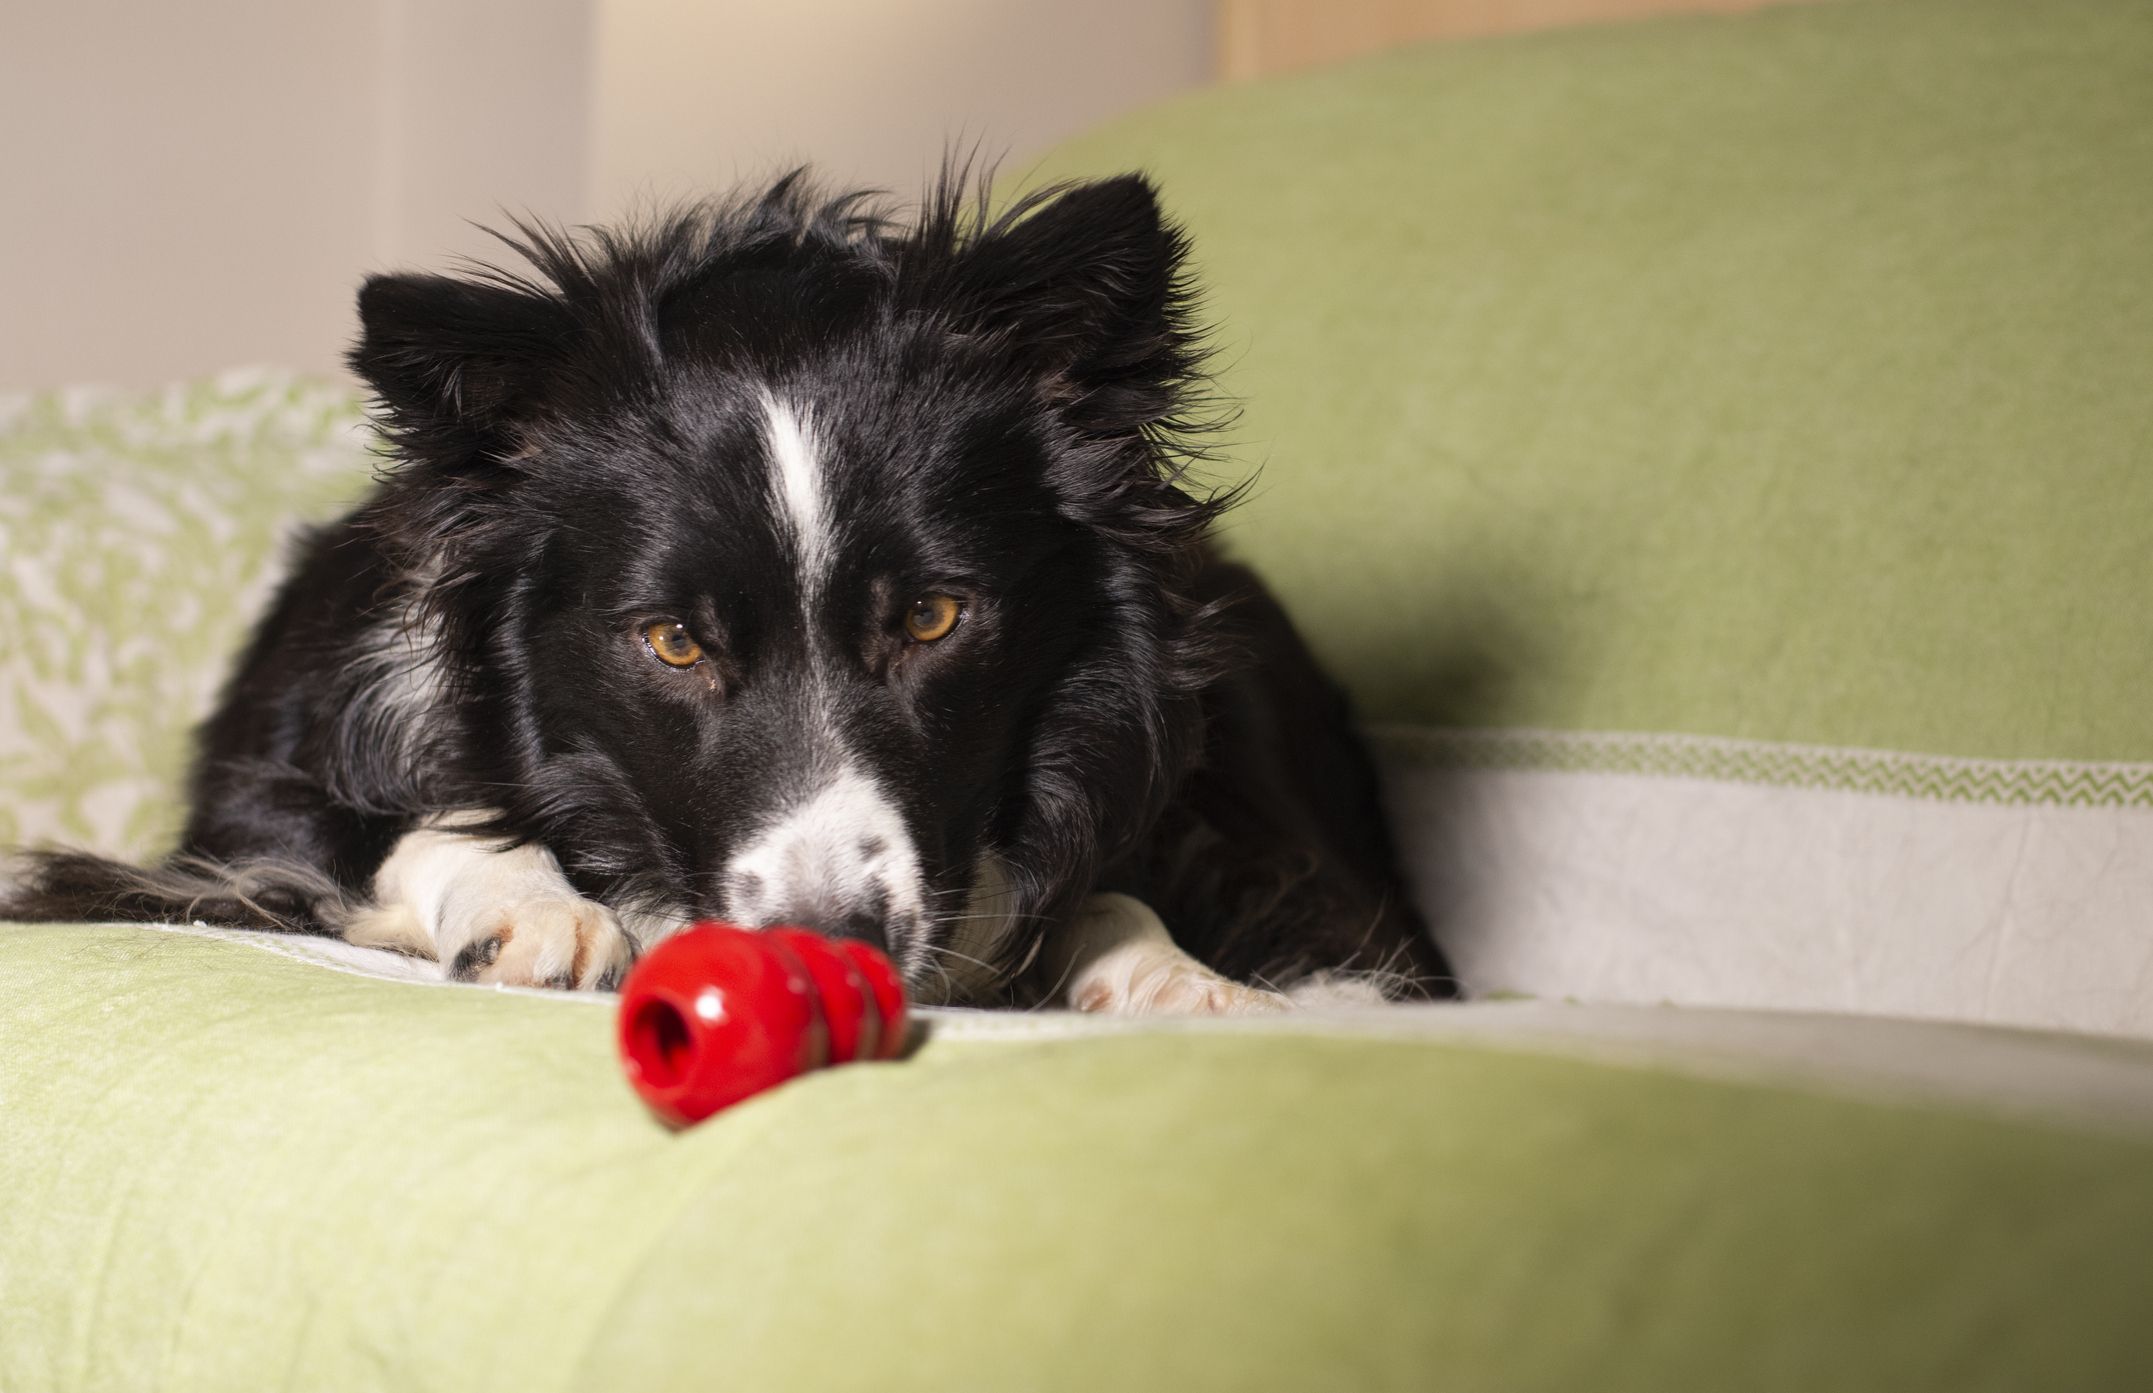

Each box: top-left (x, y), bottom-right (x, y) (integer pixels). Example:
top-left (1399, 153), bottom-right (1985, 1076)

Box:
top-left (3, 171), bottom-right (1450, 1012)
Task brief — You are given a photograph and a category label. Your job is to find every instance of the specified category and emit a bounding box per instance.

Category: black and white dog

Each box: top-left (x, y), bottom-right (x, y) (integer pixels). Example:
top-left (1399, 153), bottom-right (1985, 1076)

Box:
top-left (6, 172), bottom-right (1449, 1013)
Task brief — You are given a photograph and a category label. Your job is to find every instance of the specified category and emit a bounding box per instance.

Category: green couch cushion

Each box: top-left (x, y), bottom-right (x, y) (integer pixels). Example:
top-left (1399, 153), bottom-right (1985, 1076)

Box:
top-left (1026, 0), bottom-right (2153, 1036)
top-left (4, 920), bottom-right (2152, 1391)
top-left (1030, 0), bottom-right (2153, 763)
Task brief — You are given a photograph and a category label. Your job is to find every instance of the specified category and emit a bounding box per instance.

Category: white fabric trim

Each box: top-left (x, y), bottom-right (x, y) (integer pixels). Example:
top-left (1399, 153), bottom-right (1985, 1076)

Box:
top-left (1377, 757), bottom-right (2153, 1039)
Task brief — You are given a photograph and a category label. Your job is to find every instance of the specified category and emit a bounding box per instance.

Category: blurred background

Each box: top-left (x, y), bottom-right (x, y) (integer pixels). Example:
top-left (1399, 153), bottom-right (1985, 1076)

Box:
top-left (0, 0), bottom-right (1782, 391)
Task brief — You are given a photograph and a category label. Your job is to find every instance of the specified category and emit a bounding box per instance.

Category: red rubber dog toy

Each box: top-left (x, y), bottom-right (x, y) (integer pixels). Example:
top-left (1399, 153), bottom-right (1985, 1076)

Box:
top-left (616, 923), bottom-right (908, 1127)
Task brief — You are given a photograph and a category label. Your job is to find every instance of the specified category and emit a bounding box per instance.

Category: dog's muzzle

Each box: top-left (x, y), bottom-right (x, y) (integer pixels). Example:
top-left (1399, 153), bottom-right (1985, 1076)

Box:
top-left (717, 768), bottom-right (926, 956)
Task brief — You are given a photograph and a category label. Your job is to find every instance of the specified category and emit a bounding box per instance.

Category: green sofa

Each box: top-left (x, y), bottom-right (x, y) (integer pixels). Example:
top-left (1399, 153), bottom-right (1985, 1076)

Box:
top-left (5, 0), bottom-right (2151, 1387)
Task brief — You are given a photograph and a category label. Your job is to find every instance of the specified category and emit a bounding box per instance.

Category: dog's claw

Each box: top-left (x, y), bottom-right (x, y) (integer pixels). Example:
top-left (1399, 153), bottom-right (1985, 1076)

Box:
top-left (445, 897), bottom-right (629, 990)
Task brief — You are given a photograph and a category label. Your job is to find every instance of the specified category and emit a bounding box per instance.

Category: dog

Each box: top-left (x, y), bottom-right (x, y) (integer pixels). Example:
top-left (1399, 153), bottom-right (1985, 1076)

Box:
top-left (3, 171), bottom-right (1451, 1014)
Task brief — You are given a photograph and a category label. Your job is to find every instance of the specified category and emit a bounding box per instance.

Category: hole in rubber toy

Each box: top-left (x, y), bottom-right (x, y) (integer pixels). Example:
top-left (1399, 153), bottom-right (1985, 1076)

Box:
top-left (625, 996), bottom-right (694, 1089)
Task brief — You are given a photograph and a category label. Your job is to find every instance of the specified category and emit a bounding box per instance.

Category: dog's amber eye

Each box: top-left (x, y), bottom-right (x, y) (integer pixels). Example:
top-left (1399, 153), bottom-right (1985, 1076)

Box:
top-left (904, 595), bottom-right (962, 643)
top-left (644, 621), bottom-right (704, 668)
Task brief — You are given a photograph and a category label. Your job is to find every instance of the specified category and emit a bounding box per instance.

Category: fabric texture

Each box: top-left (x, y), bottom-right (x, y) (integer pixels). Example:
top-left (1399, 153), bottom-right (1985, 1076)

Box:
top-left (4, 920), bottom-right (2152, 1392)
top-left (1031, 0), bottom-right (2153, 764)
top-left (1380, 738), bottom-right (2153, 1034)
top-left (0, 370), bottom-right (373, 858)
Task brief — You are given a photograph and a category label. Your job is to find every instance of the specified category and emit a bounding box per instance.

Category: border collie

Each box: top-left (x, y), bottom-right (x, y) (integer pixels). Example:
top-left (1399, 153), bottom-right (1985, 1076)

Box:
top-left (4, 172), bottom-right (1450, 1013)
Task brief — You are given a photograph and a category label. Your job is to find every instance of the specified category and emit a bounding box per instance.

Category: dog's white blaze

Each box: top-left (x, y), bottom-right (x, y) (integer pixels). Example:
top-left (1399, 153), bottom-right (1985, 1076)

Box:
top-left (722, 764), bottom-right (926, 941)
top-left (762, 394), bottom-right (830, 598)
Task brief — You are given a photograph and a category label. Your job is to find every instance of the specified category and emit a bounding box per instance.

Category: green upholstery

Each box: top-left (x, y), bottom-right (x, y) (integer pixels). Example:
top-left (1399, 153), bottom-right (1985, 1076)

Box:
top-left (1032, 0), bottom-right (2153, 761)
top-left (4, 923), bottom-right (2151, 1392)
top-left (1026, 0), bottom-right (2153, 1036)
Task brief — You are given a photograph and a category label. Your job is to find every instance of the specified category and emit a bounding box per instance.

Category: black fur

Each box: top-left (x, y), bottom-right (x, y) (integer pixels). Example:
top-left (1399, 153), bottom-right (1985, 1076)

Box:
top-left (3, 170), bottom-right (1452, 1004)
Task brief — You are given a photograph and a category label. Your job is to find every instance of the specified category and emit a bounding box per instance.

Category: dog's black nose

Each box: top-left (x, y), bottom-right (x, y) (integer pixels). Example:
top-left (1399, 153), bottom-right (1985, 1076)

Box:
top-left (779, 903), bottom-right (890, 956)
top-left (728, 872), bottom-right (891, 955)
top-left (821, 909), bottom-right (891, 956)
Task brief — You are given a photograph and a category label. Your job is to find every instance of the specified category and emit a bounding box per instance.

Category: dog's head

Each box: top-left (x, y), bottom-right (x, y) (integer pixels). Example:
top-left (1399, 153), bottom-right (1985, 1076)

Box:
top-left (349, 172), bottom-right (1231, 996)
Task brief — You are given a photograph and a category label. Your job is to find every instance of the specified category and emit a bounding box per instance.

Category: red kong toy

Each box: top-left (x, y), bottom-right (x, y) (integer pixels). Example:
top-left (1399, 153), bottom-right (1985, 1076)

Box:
top-left (616, 922), bottom-right (909, 1127)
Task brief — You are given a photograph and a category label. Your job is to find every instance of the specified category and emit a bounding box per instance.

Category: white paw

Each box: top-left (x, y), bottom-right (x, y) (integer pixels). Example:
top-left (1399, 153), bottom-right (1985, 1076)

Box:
top-left (1074, 959), bottom-right (1290, 1016)
top-left (1285, 970), bottom-right (1396, 1009)
top-left (443, 893), bottom-right (631, 990)
top-left (1059, 892), bottom-right (1290, 1016)
top-left (358, 818), bottom-right (640, 991)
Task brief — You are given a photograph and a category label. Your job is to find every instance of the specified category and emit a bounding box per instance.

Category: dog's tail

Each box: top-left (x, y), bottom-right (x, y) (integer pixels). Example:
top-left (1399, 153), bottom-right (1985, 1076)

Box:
top-left (0, 848), bottom-right (350, 934)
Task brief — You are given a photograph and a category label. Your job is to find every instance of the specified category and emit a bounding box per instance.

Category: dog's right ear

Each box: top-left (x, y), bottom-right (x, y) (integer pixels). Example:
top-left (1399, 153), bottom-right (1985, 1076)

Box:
top-left (349, 273), bottom-right (573, 441)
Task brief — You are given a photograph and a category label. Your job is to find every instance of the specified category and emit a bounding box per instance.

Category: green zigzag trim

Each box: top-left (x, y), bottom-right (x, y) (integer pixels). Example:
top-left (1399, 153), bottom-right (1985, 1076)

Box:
top-left (1373, 727), bottom-right (2153, 809)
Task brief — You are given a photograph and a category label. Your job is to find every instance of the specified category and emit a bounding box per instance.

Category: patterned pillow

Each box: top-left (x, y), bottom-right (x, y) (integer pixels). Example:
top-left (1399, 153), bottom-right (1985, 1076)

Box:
top-left (0, 370), bottom-right (374, 859)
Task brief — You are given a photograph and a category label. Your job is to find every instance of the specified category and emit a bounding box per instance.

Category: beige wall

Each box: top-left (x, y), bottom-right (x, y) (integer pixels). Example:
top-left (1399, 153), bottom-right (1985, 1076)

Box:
top-left (588, 0), bottom-right (1211, 220)
top-left (1219, 0), bottom-right (1808, 79)
top-left (0, 0), bottom-right (592, 391)
top-left (0, 0), bottom-right (1209, 392)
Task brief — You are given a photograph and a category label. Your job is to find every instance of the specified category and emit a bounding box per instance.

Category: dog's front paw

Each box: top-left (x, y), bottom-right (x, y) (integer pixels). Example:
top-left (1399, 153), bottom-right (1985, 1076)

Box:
top-left (1059, 892), bottom-right (1290, 1017)
top-left (444, 894), bottom-right (631, 990)
top-left (1074, 960), bottom-right (1289, 1017)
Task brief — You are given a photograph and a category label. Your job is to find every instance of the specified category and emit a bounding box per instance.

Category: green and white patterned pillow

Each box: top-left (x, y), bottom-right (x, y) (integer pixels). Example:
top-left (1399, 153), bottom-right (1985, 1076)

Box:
top-left (0, 370), bottom-right (373, 859)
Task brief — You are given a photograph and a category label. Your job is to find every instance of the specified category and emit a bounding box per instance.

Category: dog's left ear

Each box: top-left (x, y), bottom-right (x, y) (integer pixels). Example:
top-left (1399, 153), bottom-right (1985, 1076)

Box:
top-left (349, 272), bottom-right (576, 450)
top-left (955, 175), bottom-right (1199, 433)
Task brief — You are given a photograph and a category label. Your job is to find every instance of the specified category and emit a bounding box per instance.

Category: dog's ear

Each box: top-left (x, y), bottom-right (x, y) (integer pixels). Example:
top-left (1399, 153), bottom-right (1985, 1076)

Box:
top-left (349, 273), bottom-right (573, 441)
top-left (956, 175), bottom-right (1200, 433)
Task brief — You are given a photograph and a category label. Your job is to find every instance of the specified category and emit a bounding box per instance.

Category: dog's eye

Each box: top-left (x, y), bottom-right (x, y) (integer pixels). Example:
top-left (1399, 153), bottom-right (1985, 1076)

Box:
top-left (904, 595), bottom-right (963, 643)
top-left (644, 621), bottom-right (705, 668)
